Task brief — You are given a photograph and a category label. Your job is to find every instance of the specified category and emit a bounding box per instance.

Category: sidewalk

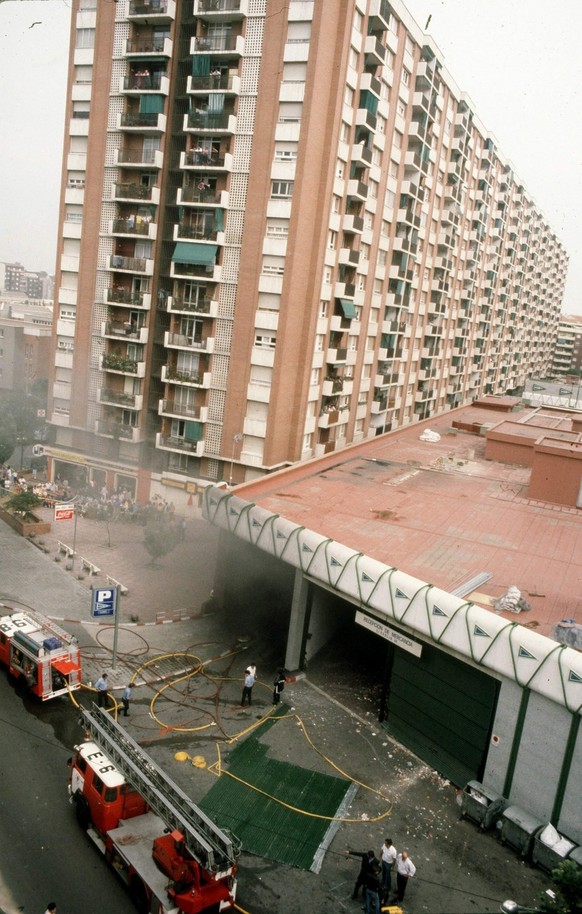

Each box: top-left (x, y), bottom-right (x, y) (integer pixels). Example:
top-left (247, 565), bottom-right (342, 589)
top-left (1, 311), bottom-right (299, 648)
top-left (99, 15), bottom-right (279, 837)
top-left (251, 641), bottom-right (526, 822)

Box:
top-left (0, 511), bottom-right (552, 914)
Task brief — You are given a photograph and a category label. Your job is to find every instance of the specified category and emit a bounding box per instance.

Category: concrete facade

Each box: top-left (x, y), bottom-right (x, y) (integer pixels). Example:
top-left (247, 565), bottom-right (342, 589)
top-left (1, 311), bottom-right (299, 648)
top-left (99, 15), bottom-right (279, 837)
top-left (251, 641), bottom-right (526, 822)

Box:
top-left (47, 0), bottom-right (567, 503)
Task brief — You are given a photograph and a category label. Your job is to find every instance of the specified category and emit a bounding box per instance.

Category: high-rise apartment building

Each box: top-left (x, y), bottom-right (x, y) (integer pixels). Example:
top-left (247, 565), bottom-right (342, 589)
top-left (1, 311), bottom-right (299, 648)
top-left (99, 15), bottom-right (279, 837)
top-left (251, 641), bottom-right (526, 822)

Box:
top-left (552, 314), bottom-right (582, 377)
top-left (47, 0), bottom-right (569, 500)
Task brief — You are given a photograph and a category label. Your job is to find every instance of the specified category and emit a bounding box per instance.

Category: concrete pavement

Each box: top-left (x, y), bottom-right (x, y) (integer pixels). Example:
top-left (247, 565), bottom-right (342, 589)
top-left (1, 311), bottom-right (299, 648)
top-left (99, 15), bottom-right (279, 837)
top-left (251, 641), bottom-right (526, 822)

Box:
top-left (0, 507), bottom-right (554, 914)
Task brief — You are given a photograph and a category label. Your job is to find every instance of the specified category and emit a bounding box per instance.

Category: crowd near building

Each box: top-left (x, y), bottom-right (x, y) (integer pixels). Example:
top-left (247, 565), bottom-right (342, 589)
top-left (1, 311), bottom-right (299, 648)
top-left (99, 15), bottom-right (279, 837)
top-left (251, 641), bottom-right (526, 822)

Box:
top-left (46, 0), bottom-right (568, 503)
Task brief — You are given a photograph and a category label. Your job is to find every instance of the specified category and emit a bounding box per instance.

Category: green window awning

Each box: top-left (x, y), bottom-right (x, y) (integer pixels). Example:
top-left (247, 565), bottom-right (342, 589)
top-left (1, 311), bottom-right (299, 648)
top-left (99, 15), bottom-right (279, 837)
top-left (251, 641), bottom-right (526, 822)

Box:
top-left (172, 242), bottom-right (217, 266)
top-left (338, 298), bottom-right (357, 319)
top-left (184, 421), bottom-right (202, 442)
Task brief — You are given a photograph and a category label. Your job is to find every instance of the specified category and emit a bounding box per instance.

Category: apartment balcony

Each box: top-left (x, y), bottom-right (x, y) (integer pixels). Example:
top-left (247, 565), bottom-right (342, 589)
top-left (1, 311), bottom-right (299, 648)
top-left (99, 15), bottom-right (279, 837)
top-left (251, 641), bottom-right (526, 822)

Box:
top-left (334, 282), bottom-right (356, 300)
top-left (109, 218), bottom-right (157, 240)
top-left (397, 206), bottom-right (420, 228)
top-left (177, 186), bottom-right (229, 209)
top-left (104, 288), bottom-right (151, 310)
top-left (115, 148), bottom-right (164, 169)
top-left (170, 260), bottom-right (222, 282)
top-left (322, 377), bottom-right (353, 397)
top-left (95, 420), bottom-right (141, 443)
top-left (359, 72), bottom-right (381, 101)
top-left (351, 142), bottom-right (373, 168)
top-left (111, 183), bottom-right (160, 205)
top-left (191, 33), bottom-right (245, 57)
top-left (161, 365), bottom-right (212, 387)
top-left (184, 111), bottom-right (237, 134)
top-left (354, 107), bottom-right (377, 134)
top-left (415, 59), bottom-right (437, 90)
top-left (118, 112), bottom-right (167, 133)
top-left (108, 255), bottom-right (154, 276)
top-left (158, 398), bottom-right (208, 422)
top-left (126, 36), bottom-right (173, 57)
top-left (97, 388), bottom-right (143, 411)
top-left (163, 331), bottom-right (215, 353)
top-left (407, 119), bottom-right (428, 145)
top-left (368, 0), bottom-right (391, 31)
top-left (338, 247), bottom-right (360, 267)
top-left (317, 407), bottom-right (342, 429)
top-left (361, 36), bottom-right (385, 70)
top-left (101, 321), bottom-right (149, 344)
top-left (327, 347), bottom-right (348, 364)
top-left (195, 0), bottom-right (247, 16)
top-left (342, 214), bottom-right (364, 234)
top-left (101, 353), bottom-right (146, 377)
top-left (128, 0), bottom-right (176, 21)
top-left (174, 222), bottom-right (224, 246)
top-left (165, 295), bottom-right (217, 317)
top-left (156, 432), bottom-right (204, 457)
top-left (346, 179), bottom-right (368, 202)
top-left (400, 179), bottom-right (424, 200)
top-left (120, 73), bottom-right (170, 95)
top-left (187, 74), bottom-right (240, 95)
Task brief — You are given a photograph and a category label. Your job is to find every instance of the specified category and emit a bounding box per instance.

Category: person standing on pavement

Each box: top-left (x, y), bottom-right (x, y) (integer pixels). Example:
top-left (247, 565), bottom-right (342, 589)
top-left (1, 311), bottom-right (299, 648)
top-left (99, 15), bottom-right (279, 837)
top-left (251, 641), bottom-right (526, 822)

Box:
top-left (272, 668), bottom-right (286, 704)
top-left (95, 673), bottom-right (109, 708)
top-left (363, 864), bottom-right (382, 914)
top-left (241, 668), bottom-right (255, 707)
top-left (122, 683), bottom-right (132, 717)
top-left (345, 848), bottom-right (377, 900)
top-left (380, 837), bottom-right (397, 902)
top-left (395, 849), bottom-right (416, 903)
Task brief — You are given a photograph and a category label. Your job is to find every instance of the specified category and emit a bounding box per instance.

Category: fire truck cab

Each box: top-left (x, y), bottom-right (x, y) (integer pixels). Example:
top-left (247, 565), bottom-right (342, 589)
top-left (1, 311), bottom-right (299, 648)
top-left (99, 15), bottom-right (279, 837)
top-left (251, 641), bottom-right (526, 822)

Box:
top-left (69, 708), bottom-right (237, 914)
top-left (0, 609), bottom-right (81, 700)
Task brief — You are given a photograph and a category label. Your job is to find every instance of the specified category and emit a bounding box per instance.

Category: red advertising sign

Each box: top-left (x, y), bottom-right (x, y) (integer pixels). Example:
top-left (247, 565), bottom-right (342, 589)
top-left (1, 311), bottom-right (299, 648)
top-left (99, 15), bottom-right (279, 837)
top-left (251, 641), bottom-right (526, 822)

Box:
top-left (54, 504), bottom-right (75, 522)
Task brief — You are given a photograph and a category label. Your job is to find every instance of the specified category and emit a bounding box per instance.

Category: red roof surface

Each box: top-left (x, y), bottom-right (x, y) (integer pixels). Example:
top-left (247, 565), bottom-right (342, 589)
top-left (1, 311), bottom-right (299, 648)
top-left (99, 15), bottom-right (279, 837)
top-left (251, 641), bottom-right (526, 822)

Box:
top-left (235, 402), bottom-right (582, 639)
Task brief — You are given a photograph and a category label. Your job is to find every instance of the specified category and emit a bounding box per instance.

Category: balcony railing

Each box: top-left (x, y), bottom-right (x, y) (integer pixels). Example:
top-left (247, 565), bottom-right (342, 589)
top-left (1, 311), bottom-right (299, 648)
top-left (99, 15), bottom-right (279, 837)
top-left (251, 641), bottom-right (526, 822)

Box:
top-left (194, 35), bottom-right (238, 52)
top-left (110, 255), bottom-right (147, 272)
top-left (129, 0), bottom-right (170, 15)
top-left (99, 388), bottom-right (138, 408)
top-left (197, 0), bottom-right (241, 10)
top-left (187, 111), bottom-right (233, 130)
top-left (123, 73), bottom-right (164, 91)
top-left (112, 218), bottom-right (151, 236)
top-left (113, 183), bottom-right (154, 201)
top-left (189, 75), bottom-right (233, 92)
top-left (120, 112), bottom-right (162, 128)
top-left (107, 288), bottom-right (145, 305)
top-left (186, 149), bottom-right (226, 167)
top-left (167, 297), bottom-right (212, 314)
top-left (102, 353), bottom-right (140, 374)
top-left (160, 398), bottom-right (202, 419)
top-left (158, 435), bottom-right (201, 453)
top-left (126, 38), bottom-right (168, 53)
top-left (176, 223), bottom-right (217, 241)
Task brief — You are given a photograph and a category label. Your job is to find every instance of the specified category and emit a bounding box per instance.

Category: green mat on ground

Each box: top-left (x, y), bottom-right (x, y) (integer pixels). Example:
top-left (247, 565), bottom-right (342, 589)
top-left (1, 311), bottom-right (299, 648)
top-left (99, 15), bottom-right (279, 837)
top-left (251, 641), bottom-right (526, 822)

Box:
top-left (199, 707), bottom-right (357, 871)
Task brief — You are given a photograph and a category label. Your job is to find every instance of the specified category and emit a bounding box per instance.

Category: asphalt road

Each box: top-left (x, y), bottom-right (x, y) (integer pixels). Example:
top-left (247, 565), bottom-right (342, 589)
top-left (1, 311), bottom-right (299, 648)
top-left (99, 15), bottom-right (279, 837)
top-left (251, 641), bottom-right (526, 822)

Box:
top-left (0, 673), bottom-right (136, 914)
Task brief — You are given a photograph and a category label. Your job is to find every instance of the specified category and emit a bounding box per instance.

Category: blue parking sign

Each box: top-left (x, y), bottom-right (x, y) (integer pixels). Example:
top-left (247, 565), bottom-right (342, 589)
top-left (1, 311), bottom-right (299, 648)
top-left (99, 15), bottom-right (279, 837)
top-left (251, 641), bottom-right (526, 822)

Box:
top-left (91, 587), bottom-right (118, 618)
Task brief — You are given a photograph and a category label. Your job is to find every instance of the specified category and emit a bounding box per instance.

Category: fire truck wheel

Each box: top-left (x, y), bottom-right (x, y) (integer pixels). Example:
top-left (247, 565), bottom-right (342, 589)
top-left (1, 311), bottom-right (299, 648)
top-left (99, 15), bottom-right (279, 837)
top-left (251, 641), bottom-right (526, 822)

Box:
top-left (129, 877), bottom-right (148, 914)
top-left (74, 792), bottom-right (91, 830)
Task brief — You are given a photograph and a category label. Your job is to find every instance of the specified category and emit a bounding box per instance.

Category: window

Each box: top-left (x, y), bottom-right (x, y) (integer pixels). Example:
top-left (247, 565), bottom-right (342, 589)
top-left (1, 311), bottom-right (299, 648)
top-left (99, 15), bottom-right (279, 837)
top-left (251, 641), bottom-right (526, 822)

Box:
top-left (336, 161), bottom-right (344, 179)
top-left (402, 69), bottom-right (410, 87)
top-left (311, 367), bottom-right (320, 385)
top-left (344, 85), bottom-right (355, 107)
top-left (254, 334), bottom-right (276, 349)
top-left (274, 147), bottom-right (297, 161)
top-left (59, 308), bottom-right (76, 321)
top-left (352, 9), bottom-right (363, 32)
top-left (328, 230), bottom-right (337, 249)
top-left (315, 334), bottom-right (324, 351)
top-left (302, 433), bottom-right (312, 450)
top-left (397, 101), bottom-right (406, 118)
top-left (369, 180), bottom-right (378, 200)
top-left (266, 220), bottom-right (289, 237)
top-left (393, 132), bottom-right (402, 150)
top-left (75, 28), bottom-right (95, 49)
top-left (271, 181), bottom-right (294, 198)
top-left (319, 301), bottom-right (328, 318)
top-left (332, 194), bottom-right (342, 214)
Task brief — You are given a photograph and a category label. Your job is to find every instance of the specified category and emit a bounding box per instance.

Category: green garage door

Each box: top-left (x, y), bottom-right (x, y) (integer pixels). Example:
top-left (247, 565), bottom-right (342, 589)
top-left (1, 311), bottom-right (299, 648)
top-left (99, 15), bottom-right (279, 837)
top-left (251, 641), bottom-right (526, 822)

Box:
top-left (383, 643), bottom-right (499, 786)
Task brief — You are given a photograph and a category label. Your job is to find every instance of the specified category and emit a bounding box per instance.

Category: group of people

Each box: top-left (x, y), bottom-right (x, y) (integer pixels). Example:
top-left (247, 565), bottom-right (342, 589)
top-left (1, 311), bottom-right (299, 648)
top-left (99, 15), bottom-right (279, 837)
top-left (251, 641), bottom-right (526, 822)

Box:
top-left (347, 838), bottom-right (416, 912)
top-left (240, 664), bottom-right (286, 707)
top-left (95, 672), bottom-right (132, 717)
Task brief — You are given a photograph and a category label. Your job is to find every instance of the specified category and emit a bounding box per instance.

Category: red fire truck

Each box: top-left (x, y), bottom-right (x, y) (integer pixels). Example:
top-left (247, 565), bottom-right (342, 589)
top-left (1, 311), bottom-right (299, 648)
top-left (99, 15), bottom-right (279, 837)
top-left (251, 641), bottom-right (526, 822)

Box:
top-left (0, 607), bottom-right (81, 700)
top-left (69, 706), bottom-right (238, 914)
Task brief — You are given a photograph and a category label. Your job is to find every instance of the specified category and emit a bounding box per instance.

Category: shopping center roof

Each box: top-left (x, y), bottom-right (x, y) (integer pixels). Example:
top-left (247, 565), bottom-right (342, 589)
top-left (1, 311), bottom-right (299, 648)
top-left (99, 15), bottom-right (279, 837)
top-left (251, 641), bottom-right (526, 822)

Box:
top-left (231, 400), bottom-right (582, 641)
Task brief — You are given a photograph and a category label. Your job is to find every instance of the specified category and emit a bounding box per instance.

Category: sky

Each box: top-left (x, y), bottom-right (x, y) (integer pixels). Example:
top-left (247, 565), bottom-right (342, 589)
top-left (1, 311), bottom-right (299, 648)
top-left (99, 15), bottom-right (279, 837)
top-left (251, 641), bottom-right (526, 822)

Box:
top-left (0, 0), bottom-right (580, 314)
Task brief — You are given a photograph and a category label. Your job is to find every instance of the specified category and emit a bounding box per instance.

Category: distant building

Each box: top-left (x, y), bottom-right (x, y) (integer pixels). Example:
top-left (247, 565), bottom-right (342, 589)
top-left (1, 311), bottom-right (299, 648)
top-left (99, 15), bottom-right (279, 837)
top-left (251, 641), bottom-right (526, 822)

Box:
top-left (552, 314), bottom-right (582, 376)
top-left (0, 262), bottom-right (54, 301)
top-left (47, 0), bottom-right (568, 503)
top-left (0, 303), bottom-right (53, 392)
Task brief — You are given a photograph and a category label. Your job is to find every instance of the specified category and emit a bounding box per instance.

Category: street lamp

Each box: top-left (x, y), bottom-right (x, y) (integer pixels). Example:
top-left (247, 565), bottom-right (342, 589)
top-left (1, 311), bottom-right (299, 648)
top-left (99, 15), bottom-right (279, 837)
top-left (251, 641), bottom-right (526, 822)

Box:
top-left (228, 433), bottom-right (242, 487)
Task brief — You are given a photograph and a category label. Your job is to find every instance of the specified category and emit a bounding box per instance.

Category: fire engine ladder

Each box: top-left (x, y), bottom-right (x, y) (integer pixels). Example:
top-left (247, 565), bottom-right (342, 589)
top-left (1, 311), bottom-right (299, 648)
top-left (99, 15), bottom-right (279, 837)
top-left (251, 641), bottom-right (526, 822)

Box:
top-left (80, 706), bottom-right (235, 874)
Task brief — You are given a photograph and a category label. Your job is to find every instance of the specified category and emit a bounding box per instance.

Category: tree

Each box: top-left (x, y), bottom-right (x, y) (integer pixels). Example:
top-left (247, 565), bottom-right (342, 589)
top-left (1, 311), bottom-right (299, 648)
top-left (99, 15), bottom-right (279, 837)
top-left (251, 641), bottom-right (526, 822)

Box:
top-left (4, 491), bottom-right (42, 516)
top-left (539, 860), bottom-right (582, 914)
top-left (143, 514), bottom-right (179, 564)
top-left (0, 391), bottom-right (39, 453)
